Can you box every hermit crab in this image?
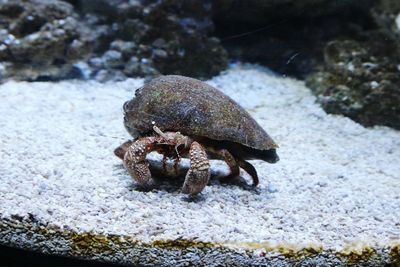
[114,75,279,195]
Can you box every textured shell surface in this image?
[123,75,278,151]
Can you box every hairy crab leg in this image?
[181,142,210,195]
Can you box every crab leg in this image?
[123,138,157,189]
[114,140,134,160]
[216,149,240,183]
[181,142,210,195]
[237,159,259,186]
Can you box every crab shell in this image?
[123,75,279,161]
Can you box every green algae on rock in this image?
[1,218,399,266]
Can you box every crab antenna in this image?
[153,125,168,139]
[88,133,126,141]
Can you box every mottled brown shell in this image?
[123,75,278,151]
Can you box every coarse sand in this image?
[0,65,399,252]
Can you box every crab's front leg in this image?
[123,138,157,189]
[182,142,210,195]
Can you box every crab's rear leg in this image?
[216,149,240,183]
[213,150,259,187]
[122,139,157,189]
[237,159,259,186]
[181,142,210,195]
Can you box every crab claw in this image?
[182,142,210,195]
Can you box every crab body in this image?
[115,75,279,195]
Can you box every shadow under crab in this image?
[115,146,261,196]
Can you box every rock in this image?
[137,0,227,78]
[72,61,92,79]
[94,69,126,82]
[123,56,159,77]
[0,0,228,81]
[0,0,93,81]
[123,56,140,75]
[101,50,123,68]
[304,0,400,129]
[0,62,8,82]
[75,0,228,79]
[152,48,168,59]
[88,57,104,69]
[109,40,137,60]
[1,219,397,266]
[2,0,398,93]
[306,38,400,129]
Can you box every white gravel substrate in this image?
[0,65,399,252]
